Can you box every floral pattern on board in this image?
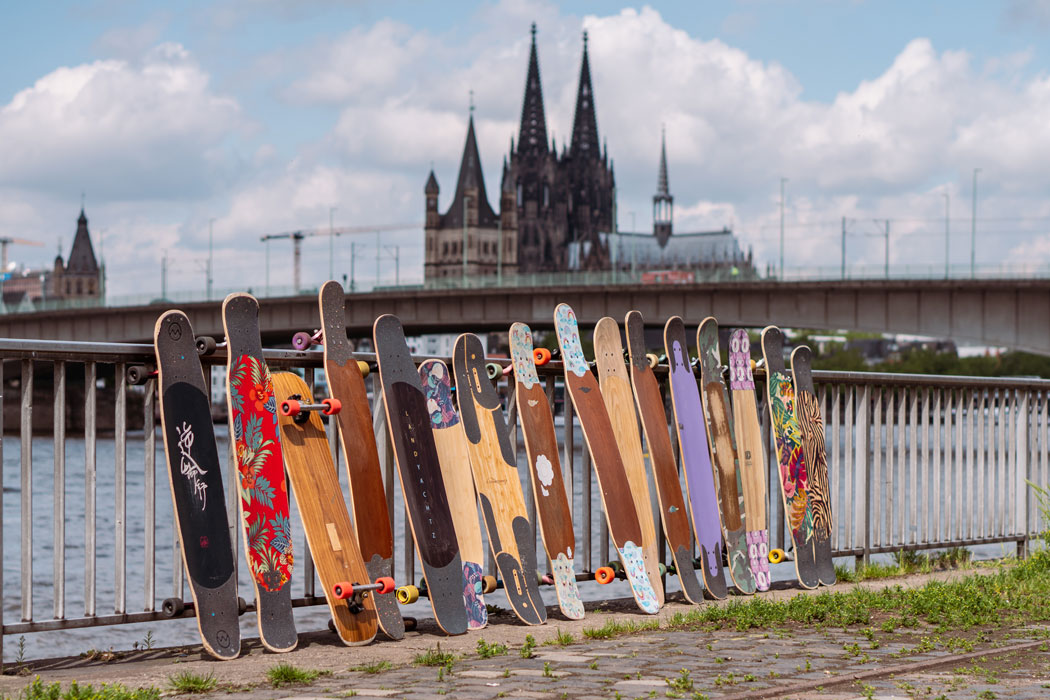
[229,355,292,592]
[728,330,754,391]
[767,371,814,542]
[462,561,487,630]
[619,541,660,614]
[509,323,540,389]
[554,304,588,377]
[419,359,460,429]
[551,552,584,620]
[747,530,771,591]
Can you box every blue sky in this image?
[2,1,1050,295]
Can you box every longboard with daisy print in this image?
[222,293,297,652]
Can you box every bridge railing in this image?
[0,336,1047,662]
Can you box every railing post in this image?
[857,385,870,566]
[53,361,66,620]
[1017,389,1030,558]
[20,359,33,622]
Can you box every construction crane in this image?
[0,237,45,271]
[260,222,421,292]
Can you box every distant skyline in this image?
[3,1,1050,295]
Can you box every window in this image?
[517,182,523,207]
[543,183,549,208]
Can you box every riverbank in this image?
[5,557,1050,698]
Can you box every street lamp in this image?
[207,218,215,300]
[942,191,950,279]
[779,177,788,279]
[971,168,981,279]
[329,207,336,281]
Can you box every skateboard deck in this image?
[554,303,659,614]
[509,323,585,620]
[727,329,771,591]
[760,326,819,590]
[592,317,665,605]
[418,358,489,629]
[373,314,468,636]
[697,318,757,595]
[318,281,405,639]
[624,311,705,605]
[154,310,240,660]
[663,316,729,600]
[221,294,297,652]
[453,333,547,626]
[790,345,837,586]
[272,372,379,645]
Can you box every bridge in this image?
[2,271,1049,355]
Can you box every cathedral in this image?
[423,24,752,282]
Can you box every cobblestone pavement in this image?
[4,568,1049,699]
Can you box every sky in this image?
[3,0,1050,297]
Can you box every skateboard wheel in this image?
[291,331,313,350]
[646,352,659,368]
[769,548,786,564]
[162,597,185,617]
[280,399,301,417]
[333,581,354,599]
[327,617,336,633]
[608,560,624,574]
[485,362,502,380]
[356,360,371,378]
[195,336,217,355]
[533,347,552,365]
[237,596,248,614]
[376,576,395,595]
[658,563,667,576]
[404,616,418,632]
[595,566,615,585]
[126,364,153,385]
[322,397,342,415]
[396,585,420,605]
[750,359,757,370]
[481,575,498,594]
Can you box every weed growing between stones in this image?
[582,617,659,640]
[350,661,393,674]
[519,634,537,659]
[266,663,328,688]
[414,643,455,667]
[19,677,160,700]
[475,639,508,658]
[166,671,216,694]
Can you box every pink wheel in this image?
[291,332,313,350]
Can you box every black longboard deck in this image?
[453,333,547,625]
[155,310,241,660]
[790,346,837,586]
[221,294,297,652]
[373,314,468,636]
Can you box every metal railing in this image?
[1,337,1048,662]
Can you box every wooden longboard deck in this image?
[154,310,241,660]
[592,317,664,606]
[663,317,729,600]
[373,314,468,636]
[509,323,584,620]
[727,329,771,591]
[760,327,819,590]
[418,359,489,629]
[554,304,659,614]
[272,372,379,645]
[319,281,405,640]
[697,318,757,595]
[221,294,297,652]
[624,311,705,605]
[790,346,837,586]
[453,333,547,626]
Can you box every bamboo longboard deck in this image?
[509,323,585,620]
[761,326,819,590]
[727,329,771,591]
[790,346,837,586]
[592,317,665,606]
[453,333,547,626]
[154,310,241,660]
[418,358,489,629]
[554,304,659,614]
[697,318,757,595]
[272,372,379,645]
[624,311,705,605]
[663,316,729,600]
[221,294,297,652]
[373,314,468,636]
[319,281,405,640]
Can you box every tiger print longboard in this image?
[509,323,585,620]
[697,318,756,595]
[760,326,819,590]
[790,345,837,586]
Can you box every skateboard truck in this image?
[291,329,324,351]
[195,336,226,356]
[126,364,158,385]
[279,394,342,424]
[162,596,248,618]
[332,577,395,613]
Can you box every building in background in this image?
[51,209,104,299]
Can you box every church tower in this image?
[51,208,102,299]
[653,127,673,246]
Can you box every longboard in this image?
[663,316,729,600]
[760,326,819,590]
[453,333,547,625]
[221,294,297,652]
[790,345,837,586]
[154,310,240,660]
[727,330,771,591]
[554,303,659,614]
[373,314,469,636]
[509,323,585,620]
[318,281,405,639]
[592,317,664,606]
[418,358,489,629]
[273,372,382,645]
[697,318,757,595]
[624,311,705,604]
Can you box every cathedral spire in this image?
[517,22,549,155]
[570,30,599,160]
[656,125,669,195]
[444,111,497,228]
[653,126,673,245]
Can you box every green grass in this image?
[545,629,575,646]
[414,644,455,667]
[519,634,537,659]
[19,677,160,699]
[582,617,660,640]
[266,663,328,688]
[475,639,508,658]
[836,547,976,583]
[165,671,216,694]
[349,660,393,674]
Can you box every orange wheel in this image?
[332,581,354,599]
[280,399,300,417]
[533,347,552,365]
[376,576,395,595]
[595,566,615,584]
[322,398,342,415]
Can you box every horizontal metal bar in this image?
[832,534,1027,558]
